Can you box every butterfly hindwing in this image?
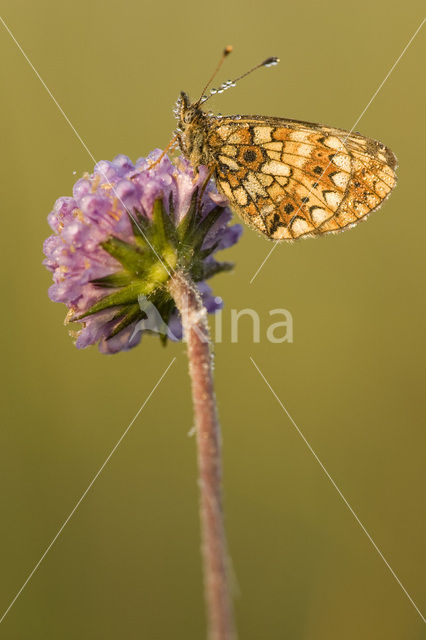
[207,116,397,240]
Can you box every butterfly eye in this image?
[184,111,194,124]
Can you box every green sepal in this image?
[143,291,177,345]
[152,199,178,248]
[101,236,149,274]
[126,209,152,248]
[176,189,199,241]
[198,241,220,260]
[190,205,225,251]
[76,282,153,319]
[106,304,142,339]
[168,192,175,220]
[200,260,234,280]
[90,270,132,288]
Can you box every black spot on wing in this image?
[243,149,257,162]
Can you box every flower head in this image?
[43,151,242,353]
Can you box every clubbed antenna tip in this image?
[198,51,280,105]
[262,57,280,67]
[196,46,234,104]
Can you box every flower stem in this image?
[168,270,236,640]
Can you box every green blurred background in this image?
[0,1,425,638]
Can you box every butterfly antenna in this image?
[201,56,280,104]
[195,45,233,106]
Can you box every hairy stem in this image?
[168,270,236,640]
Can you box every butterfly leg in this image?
[147,134,179,170]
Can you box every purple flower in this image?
[43,150,242,353]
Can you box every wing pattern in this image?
[206,117,397,240]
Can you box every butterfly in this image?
[173,48,397,240]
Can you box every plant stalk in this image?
[168,269,236,640]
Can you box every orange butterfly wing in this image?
[206,116,397,240]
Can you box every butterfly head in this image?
[175,92,205,126]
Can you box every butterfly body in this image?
[175,91,397,240]
[176,92,211,167]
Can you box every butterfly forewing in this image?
[206,116,397,239]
